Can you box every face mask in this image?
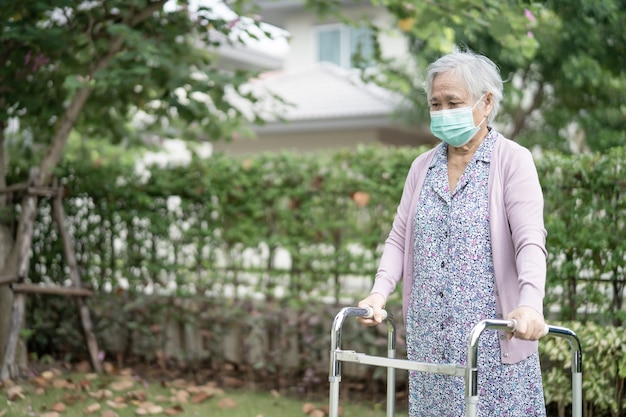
[429,96,486,147]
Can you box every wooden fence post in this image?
[52,185,102,373]
[0,169,38,381]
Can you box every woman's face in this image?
[429,71,490,128]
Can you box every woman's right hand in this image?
[357,293,386,326]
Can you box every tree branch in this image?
[128,0,167,27]
[509,80,544,140]
[36,0,168,186]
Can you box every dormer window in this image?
[316,24,374,68]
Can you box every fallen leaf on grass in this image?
[187,383,222,396]
[302,402,316,414]
[51,402,67,412]
[30,376,49,388]
[217,397,237,409]
[302,404,342,416]
[110,379,134,391]
[89,389,113,400]
[107,400,128,409]
[126,389,148,402]
[169,389,189,404]
[39,412,60,417]
[320,405,342,415]
[52,378,73,389]
[7,385,24,401]
[135,402,163,415]
[153,394,168,402]
[41,371,55,380]
[78,378,93,391]
[0,409,6,417]
[190,391,211,404]
[63,392,87,405]
[164,405,184,416]
[83,402,101,414]
[309,410,325,417]
[101,410,120,417]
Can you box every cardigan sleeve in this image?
[503,145,547,314]
[370,150,435,300]
[370,164,414,298]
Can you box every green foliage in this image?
[352,0,626,153]
[541,321,626,417]
[0,0,277,166]
[12,141,620,323]
[537,147,626,325]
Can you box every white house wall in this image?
[274,3,407,72]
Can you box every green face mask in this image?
[429,96,486,147]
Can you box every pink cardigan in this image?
[370,132,547,364]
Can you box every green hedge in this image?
[537,147,626,326]
[541,321,626,417]
[6,143,626,415]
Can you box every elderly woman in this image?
[358,49,548,416]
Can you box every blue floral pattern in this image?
[405,132,545,416]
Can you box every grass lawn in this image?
[1,369,408,417]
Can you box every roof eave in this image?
[217,44,284,71]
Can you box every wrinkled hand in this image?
[506,306,546,340]
[357,293,386,326]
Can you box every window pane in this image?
[318,28,342,66]
[349,26,374,67]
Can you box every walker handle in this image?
[361,306,388,321]
[508,319,550,337]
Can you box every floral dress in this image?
[405,132,546,417]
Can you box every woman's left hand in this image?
[506,306,546,341]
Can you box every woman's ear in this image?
[482,92,494,116]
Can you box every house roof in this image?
[216,38,286,71]
[242,63,407,133]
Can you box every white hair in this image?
[424,48,504,123]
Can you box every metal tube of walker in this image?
[546,325,583,417]
[328,307,392,417]
[385,316,396,417]
[465,319,583,417]
[328,307,350,417]
[465,320,515,417]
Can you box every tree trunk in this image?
[0,123,18,375]
[0,225,14,370]
[508,79,544,140]
[0,169,39,381]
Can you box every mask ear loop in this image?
[472,93,489,127]
[471,93,487,110]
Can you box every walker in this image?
[328,306,582,417]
